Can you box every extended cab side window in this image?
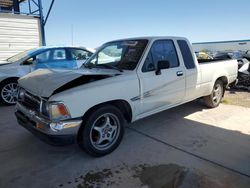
[177,40,195,69]
[142,40,179,72]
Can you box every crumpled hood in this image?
[18,68,119,98]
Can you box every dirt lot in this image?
[0,100,250,188]
[223,90,250,108]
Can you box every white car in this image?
[15,37,238,156]
[0,46,94,105]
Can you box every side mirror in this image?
[155,60,170,75]
[23,58,34,65]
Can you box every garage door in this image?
[0,13,41,61]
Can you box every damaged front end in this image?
[52,74,113,95]
[15,68,121,145]
[18,68,120,98]
[15,101,82,145]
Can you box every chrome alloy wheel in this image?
[212,83,223,104]
[1,83,18,104]
[90,113,120,150]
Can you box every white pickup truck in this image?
[15,37,238,157]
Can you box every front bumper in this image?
[15,102,82,145]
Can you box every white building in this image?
[192,39,250,52]
[0,13,42,60]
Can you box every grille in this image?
[20,91,41,112]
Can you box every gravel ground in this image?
[223,90,250,108]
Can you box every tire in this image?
[78,105,125,157]
[203,80,224,108]
[0,80,18,105]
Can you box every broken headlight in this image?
[47,102,71,121]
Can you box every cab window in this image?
[177,40,195,69]
[142,40,179,72]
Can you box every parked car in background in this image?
[213,52,232,60]
[228,51,243,60]
[234,58,250,90]
[196,51,213,60]
[243,50,250,61]
[0,46,94,105]
[15,36,238,157]
[196,51,244,61]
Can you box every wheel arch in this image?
[216,76,228,87]
[77,99,132,147]
[215,76,228,96]
[81,99,133,124]
[0,77,19,85]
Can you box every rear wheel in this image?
[78,105,125,157]
[204,80,224,108]
[0,80,18,105]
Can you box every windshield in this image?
[6,48,36,63]
[84,39,148,71]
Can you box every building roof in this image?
[108,36,188,43]
[0,0,25,8]
[193,39,250,45]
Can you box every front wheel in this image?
[0,80,18,105]
[78,105,125,157]
[203,80,224,108]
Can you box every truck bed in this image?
[198,59,238,93]
[198,58,231,64]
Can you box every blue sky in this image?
[37,0,250,48]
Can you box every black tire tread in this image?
[203,80,224,108]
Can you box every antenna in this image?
[71,24,74,46]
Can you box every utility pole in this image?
[37,0,46,46]
[27,0,55,46]
[71,24,74,46]
[12,0,20,13]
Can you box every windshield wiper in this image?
[83,63,123,72]
[84,63,123,72]
[96,64,123,72]
[83,63,94,69]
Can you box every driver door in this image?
[137,39,186,115]
[33,50,51,70]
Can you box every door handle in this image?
[176,71,183,76]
